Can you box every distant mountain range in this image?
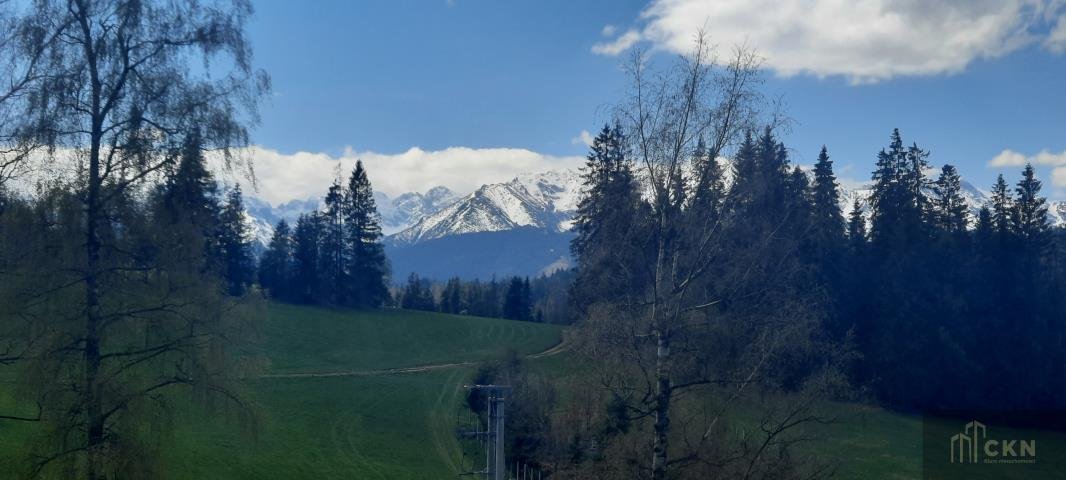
[244,166,1065,280]
[387,169,580,247]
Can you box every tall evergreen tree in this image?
[846,199,867,251]
[344,161,389,308]
[439,277,464,314]
[158,132,220,231]
[687,137,725,226]
[217,186,255,296]
[319,178,347,304]
[259,219,293,299]
[990,174,1014,236]
[401,272,435,311]
[810,146,845,248]
[503,276,533,321]
[1013,163,1051,248]
[291,212,323,304]
[932,164,969,237]
[569,124,645,315]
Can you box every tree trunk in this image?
[81,9,105,474]
[651,331,672,480]
[84,126,104,480]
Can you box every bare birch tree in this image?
[0,1,268,478]
[574,33,846,479]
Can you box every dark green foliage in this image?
[258,219,293,299]
[291,213,323,304]
[932,165,969,236]
[843,130,1066,412]
[344,161,389,308]
[569,124,647,318]
[400,273,436,311]
[503,277,533,321]
[398,271,571,323]
[258,161,389,308]
[218,186,256,296]
[439,277,464,314]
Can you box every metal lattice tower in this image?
[462,384,510,480]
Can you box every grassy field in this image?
[0,304,564,479]
[2,304,1064,479]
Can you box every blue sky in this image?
[244,0,1066,202]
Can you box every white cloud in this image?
[595,0,1066,83]
[571,130,594,147]
[1045,14,1066,52]
[989,149,1029,167]
[989,148,1066,167]
[1032,149,1066,166]
[592,29,642,56]
[601,24,617,37]
[226,146,584,205]
[1053,166,1066,187]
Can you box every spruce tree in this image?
[503,276,532,321]
[344,161,389,308]
[990,174,1015,241]
[217,185,255,296]
[292,212,323,304]
[319,178,347,304]
[440,277,464,314]
[932,164,969,236]
[259,219,293,300]
[688,137,725,226]
[569,124,644,314]
[154,132,222,272]
[846,199,867,251]
[1013,163,1051,247]
[811,146,845,246]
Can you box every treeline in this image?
[844,130,1066,412]
[572,124,1066,416]
[396,270,573,323]
[257,161,390,308]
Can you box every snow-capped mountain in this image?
[244,196,320,247]
[242,166,1063,256]
[241,186,459,247]
[388,169,581,246]
[838,178,990,224]
[1052,201,1066,226]
[375,186,458,235]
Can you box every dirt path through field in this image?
[259,338,568,379]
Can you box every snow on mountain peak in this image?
[389,169,583,246]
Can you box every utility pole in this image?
[463,384,510,480]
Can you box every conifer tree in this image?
[319,178,347,304]
[344,161,389,308]
[846,199,867,251]
[811,146,845,247]
[932,164,969,236]
[990,174,1014,236]
[292,212,323,303]
[401,272,435,311]
[686,137,726,230]
[259,219,293,299]
[439,277,464,314]
[569,124,644,314]
[217,186,255,296]
[154,132,222,273]
[503,276,532,321]
[158,132,220,232]
[1013,163,1051,247]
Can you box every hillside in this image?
[4,304,1064,479]
[0,304,563,480]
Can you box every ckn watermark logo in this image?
[950,420,1036,465]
